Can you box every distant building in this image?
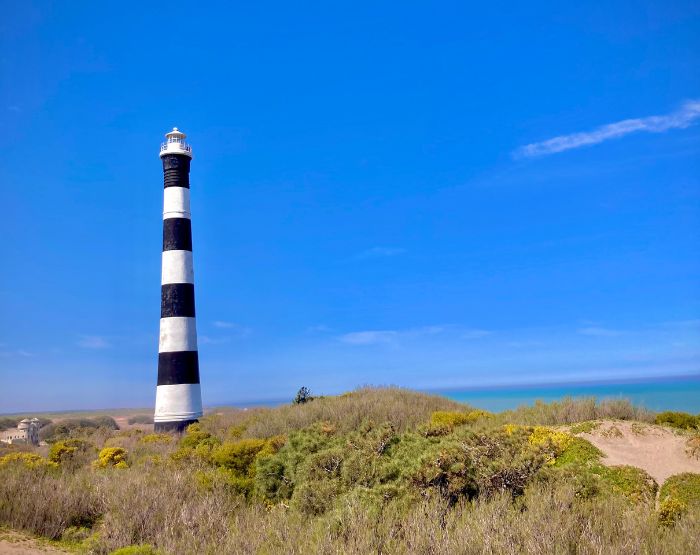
[0,418,40,446]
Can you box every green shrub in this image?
[127,415,154,425]
[594,465,657,504]
[660,473,700,507]
[110,545,162,555]
[291,478,342,515]
[655,411,698,430]
[40,416,119,442]
[553,437,603,467]
[0,417,20,431]
[212,438,268,473]
[569,421,600,434]
[293,386,314,404]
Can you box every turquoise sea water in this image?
[433,376,700,413]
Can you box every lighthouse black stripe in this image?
[163,218,192,251]
[157,351,200,385]
[162,154,191,189]
[161,283,196,317]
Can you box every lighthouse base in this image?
[154,419,198,433]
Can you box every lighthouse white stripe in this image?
[161,250,194,284]
[154,383,203,422]
[163,186,191,219]
[159,317,198,352]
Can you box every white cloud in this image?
[515,99,700,158]
[577,327,623,337]
[77,335,111,349]
[212,321,251,336]
[355,247,407,260]
[462,329,492,339]
[339,330,399,345]
[199,335,230,345]
[338,325,449,345]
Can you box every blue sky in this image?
[1,1,699,412]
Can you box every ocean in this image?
[433,375,700,413]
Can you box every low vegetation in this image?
[39,416,119,443]
[0,387,698,554]
[655,411,699,431]
[127,415,154,425]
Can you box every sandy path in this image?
[576,420,700,485]
[0,535,71,554]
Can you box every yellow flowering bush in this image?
[424,410,493,436]
[140,433,172,444]
[528,426,574,464]
[94,447,129,469]
[0,452,57,469]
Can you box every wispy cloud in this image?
[199,335,230,345]
[0,348,37,358]
[354,247,407,260]
[577,327,624,337]
[307,324,332,333]
[515,99,700,158]
[462,329,492,340]
[212,321,251,336]
[77,335,111,349]
[339,330,399,345]
[338,326,449,346]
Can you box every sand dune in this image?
[576,420,700,485]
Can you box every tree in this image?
[293,386,314,405]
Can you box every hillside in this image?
[1,387,699,554]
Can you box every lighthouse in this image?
[154,128,203,432]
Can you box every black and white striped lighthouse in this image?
[154,128,203,432]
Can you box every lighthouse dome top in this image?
[160,127,193,158]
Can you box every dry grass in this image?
[202,386,469,438]
[493,397,655,427]
[2,466,697,554]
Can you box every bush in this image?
[293,386,314,404]
[110,545,162,555]
[655,411,698,430]
[553,437,603,467]
[0,463,100,539]
[425,410,491,435]
[128,415,154,425]
[95,447,129,469]
[0,417,19,431]
[140,433,172,444]
[660,473,700,507]
[40,416,119,442]
[496,397,654,426]
[659,497,687,526]
[0,452,57,470]
[595,465,658,504]
[48,439,96,468]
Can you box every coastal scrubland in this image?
[1,387,699,554]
